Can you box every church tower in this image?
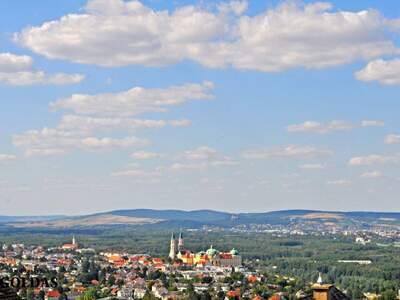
[169,233,177,260]
[178,232,184,252]
[72,235,76,246]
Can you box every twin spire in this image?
[169,232,184,259]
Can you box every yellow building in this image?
[176,245,241,267]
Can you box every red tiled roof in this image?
[248,275,258,283]
[47,290,61,298]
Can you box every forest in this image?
[1,228,399,298]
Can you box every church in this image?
[168,232,242,267]
[61,235,79,250]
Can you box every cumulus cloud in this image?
[16,0,227,67]
[360,171,383,178]
[0,52,84,86]
[171,146,236,171]
[349,154,400,166]
[287,120,353,133]
[287,119,385,133]
[15,0,400,71]
[111,168,162,177]
[81,136,147,148]
[112,146,235,178]
[170,160,236,171]
[0,52,32,72]
[327,179,351,186]
[355,59,400,85]
[58,115,190,132]
[243,145,333,159]
[217,0,248,16]
[12,128,149,156]
[130,151,164,160]
[181,146,218,160]
[361,120,385,127]
[170,158,237,171]
[298,163,326,170]
[25,148,69,157]
[50,81,214,117]
[14,81,209,157]
[0,71,84,86]
[0,154,17,164]
[385,134,400,144]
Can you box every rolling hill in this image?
[2,209,400,230]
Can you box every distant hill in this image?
[2,209,400,230]
[9,214,162,228]
[0,215,65,223]
[108,209,233,222]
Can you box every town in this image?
[0,233,355,300]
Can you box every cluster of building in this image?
[230,222,400,249]
[169,232,242,267]
[0,234,362,300]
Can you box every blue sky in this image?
[1,0,400,215]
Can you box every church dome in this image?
[206,245,218,257]
[230,248,239,256]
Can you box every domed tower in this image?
[230,248,239,256]
[178,232,184,252]
[169,233,177,260]
[206,245,218,258]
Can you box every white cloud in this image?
[349,154,400,166]
[12,128,149,156]
[181,146,218,160]
[0,154,17,163]
[16,0,227,67]
[385,134,400,144]
[81,136,148,148]
[0,52,32,72]
[217,1,248,16]
[170,159,236,171]
[355,59,400,85]
[361,120,384,127]
[113,147,236,176]
[50,81,214,116]
[16,1,400,71]
[130,151,164,160]
[298,163,326,170]
[13,81,205,157]
[171,146,236,171]
[288,119,385,133]
[360,171,383,178]
[58,115,190,132]
[13,128,85,149]
[111,168,162,177]
[0,71,84,86]
[243,145,333,159]
[287,120,353,133]
[327,179,351,186]
[0,52,84,86]
[25,148,69,157]
[170,162,209,171]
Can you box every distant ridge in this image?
[0,215,66,223]
[107,209,233,222]
[2,209,400,229]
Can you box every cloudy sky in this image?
[1,0,400,215]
